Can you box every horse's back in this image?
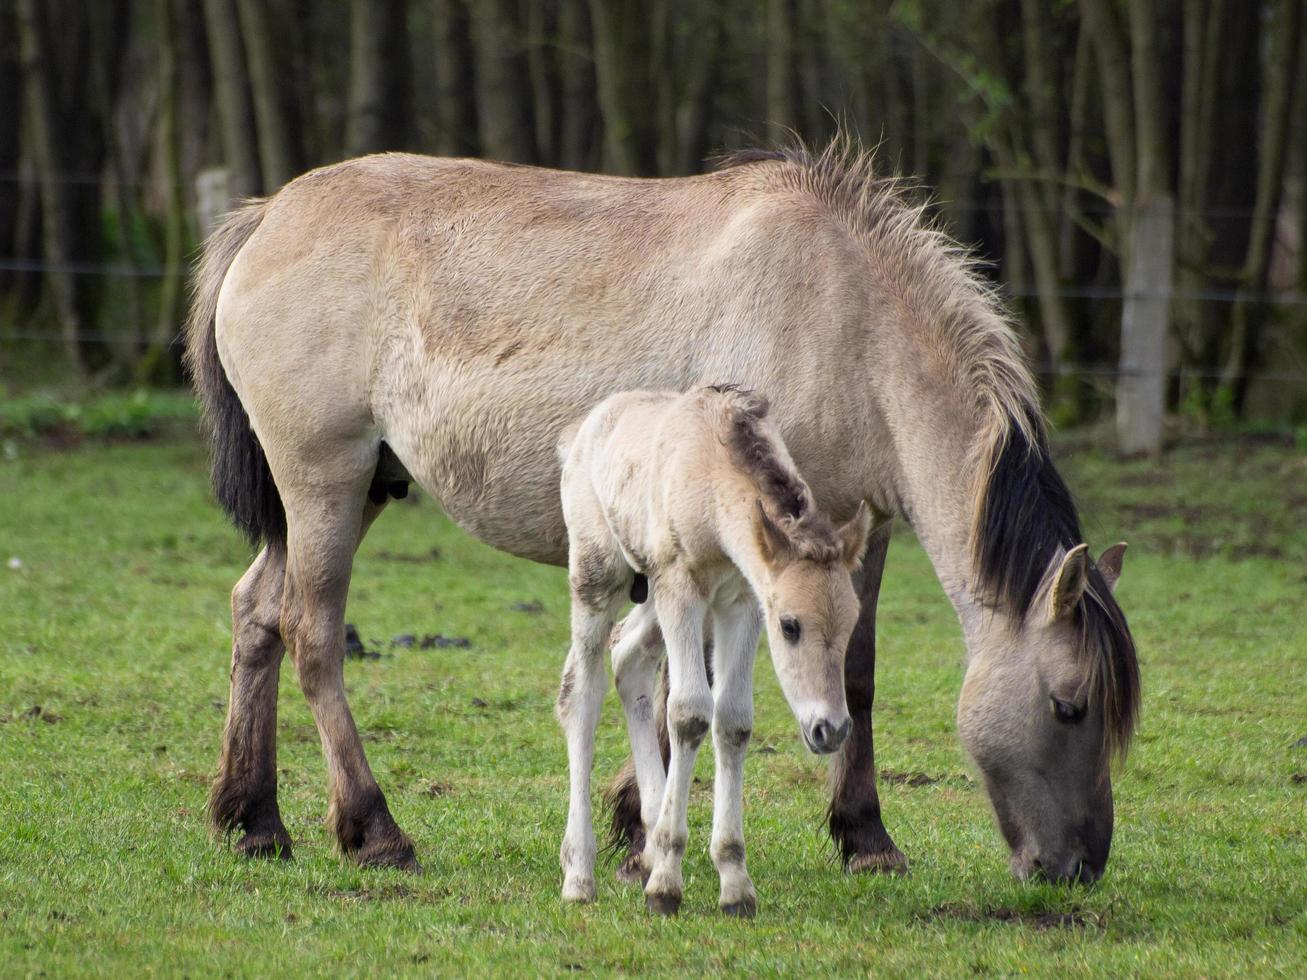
[212,153,878,565]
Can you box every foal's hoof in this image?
[235,829,294,861]
[615,851,648,886]
[355,835,422,873]
[561,875,597,904]
[645,892,681,916]
[847,846,909,876]
[720,895,757,919]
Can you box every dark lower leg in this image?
[284,492,418,872]
[210,545,292,859]
[298,641,418,872]
[827,524,907,873]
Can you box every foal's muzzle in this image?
[804,716,851,754]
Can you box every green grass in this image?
[1,434,1304,977]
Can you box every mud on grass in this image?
[0,435,1304,977]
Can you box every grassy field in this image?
[1,431,1304,977]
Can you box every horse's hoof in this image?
[355,836,422,873]
[848,846,909,875]
[235,830,294,861]
[561,876,597,903]
[720,895,757,919]
[615,852,647,886]
[645,891,681,916]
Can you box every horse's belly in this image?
[377,358,675,567]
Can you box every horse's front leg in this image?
[557,578,624,903]
[828,523,908,873]
[709,599,762,917]
[643,578,711,916]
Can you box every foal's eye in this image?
[1050,696,1086,723]
[780,616,801,643]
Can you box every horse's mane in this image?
[706,384,844,564]
[974,414,1140,761]
[718,138,1139,759]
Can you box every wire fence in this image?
[3,176,1305,388]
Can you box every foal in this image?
[555,386,872,916]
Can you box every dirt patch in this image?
[880,769,970,788]
[314,882,416,902]
[14,705,61,724]
[374,547,441,564]
[923,902,1106,931]
[418,634,471,650]
[344,624,386,660]
[423,781,455,797]
[511,600,545,615]
[1117,470,1175,488]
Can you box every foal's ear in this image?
[838,500,874,569]
[1097,542,1127,593]
[754,500,792,566]
[1047,543,1090,623]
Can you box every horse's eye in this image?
[780,616,801,643]
[1051,696,1086,723]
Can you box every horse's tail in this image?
[183,199,286,547]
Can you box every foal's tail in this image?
[182,199,286,547]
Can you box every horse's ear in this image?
[1047,544,1090,622]
[754,499,792,566]
[838,500,874,569]
[1097,542,1127,593]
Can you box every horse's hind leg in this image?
[609,602,666,881]
[210,542,292,859]
[827,523,907,874]
[279,468,418,871]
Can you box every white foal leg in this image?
[644,582,712,916]
[611,602,667,860]
[709,600,763,917]
[558,591,622,903]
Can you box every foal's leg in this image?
[708,599,762,917]
[557,577,624,903]
[644,578,711,916]
[210,542,292,858]
[827,524,907,873]
[609,602,666,878]
[280,479,417,871]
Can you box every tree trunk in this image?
[1219,0,1302,408]
[1117,196,1175,456]
[432,0,479,157]
[0,3,24,302]
[1058,25,1089,280]
[142,0,187,384]
[557,0,596,170]
[236,0,304,189]
[345,0,409,156]
[1174,0,1223,380]
[676,2,721,175]
[1114,0,1174,455]
[1078,0,1136,212]
[588,0,657,175]
[202,0,261,198]
[767,0,798,138]
[16,0,96,375]
[526,0,560,166]
[469,0,537,163]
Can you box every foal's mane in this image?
[717,138,1139,759]
[707,384,844,565]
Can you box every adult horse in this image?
[186,140,1138,884]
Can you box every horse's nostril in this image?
[811,721,830,748]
